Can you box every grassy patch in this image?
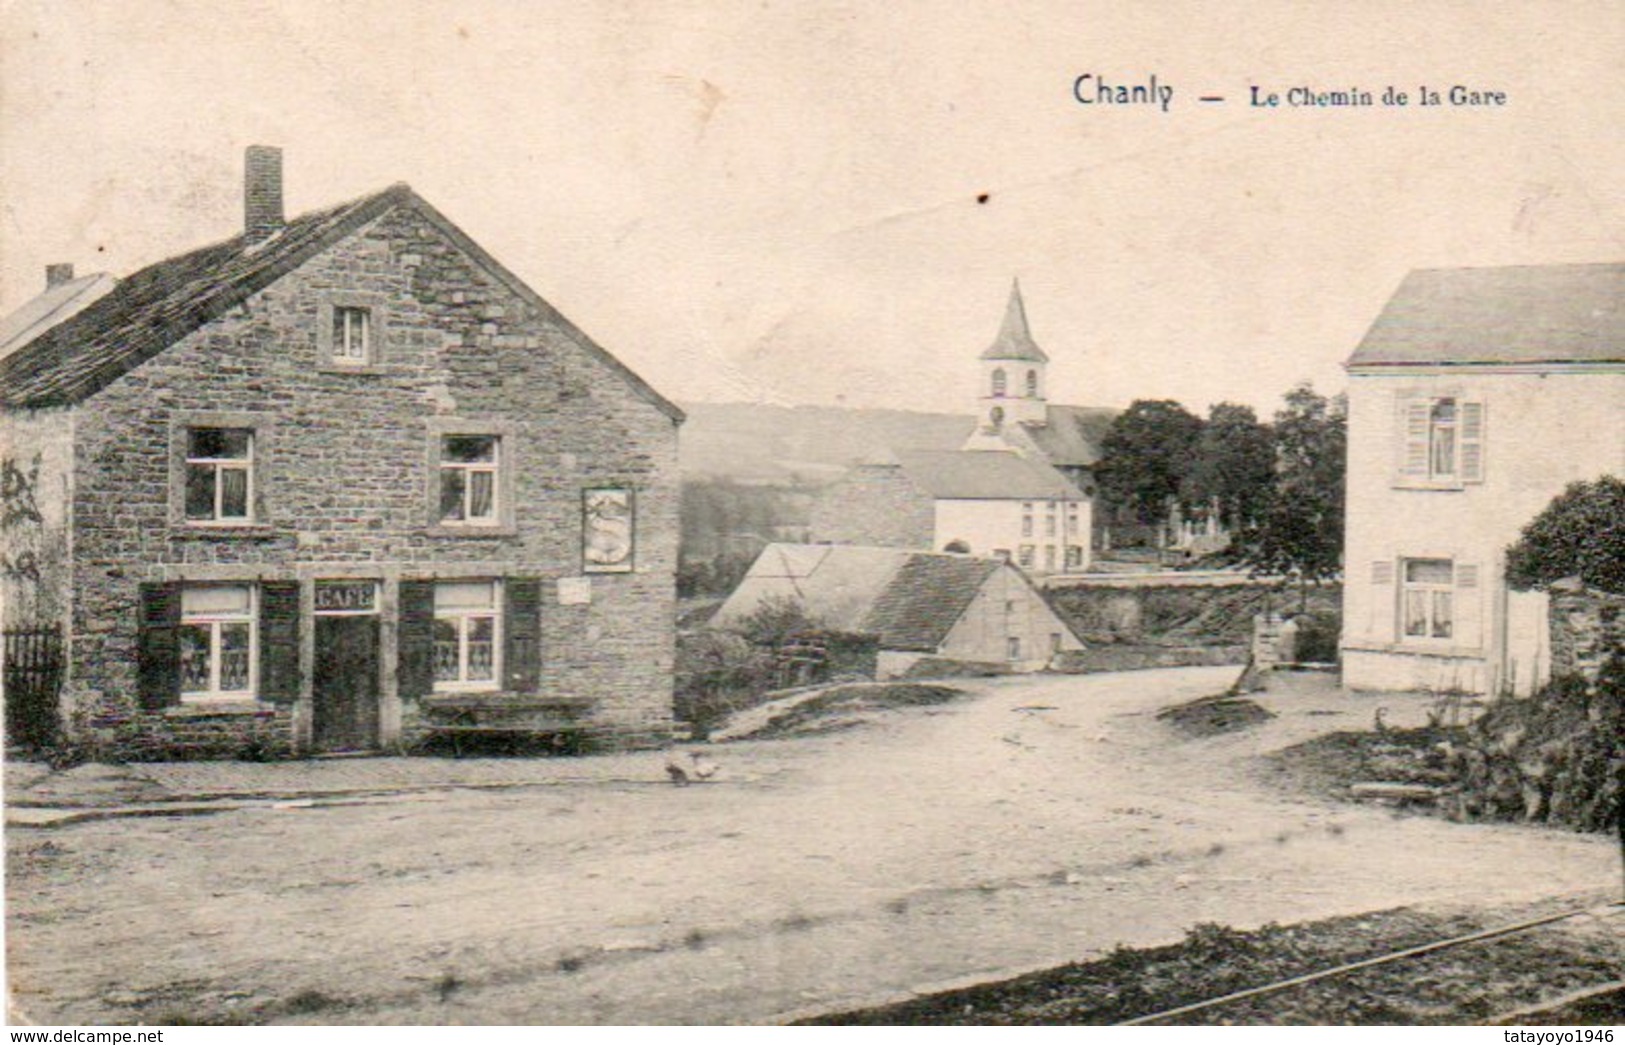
[1156,694,1276,738]
[799,900,1622,1025]
[738,684,963,740]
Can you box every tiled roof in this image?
[0,273,118,360]
[979,279,1049,362]
[895,449,1077,500]
[711,543,1025,653]
[860,553,1001,651]
[1348,263,1625,368]
[0,185,685,421]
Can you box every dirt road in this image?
[6,667,1617,1024]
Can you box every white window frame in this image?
[1018,544,1035,567]
[1399,558,1456,644]
[179,584,257,702]
[1021,502,1034,538]
[185,428,254,524]
[991,368,1007,398]
[1397,394,1485,488]
[332,305,372,366]
[438,435,502,527]
[433,580,503,692]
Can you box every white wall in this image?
[1342,368,1625,695]
[939,564,1083,669]
[933,497,1090,574]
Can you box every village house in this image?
[1340,262,1624,697]
[0,146,683,758]
[712,543,1084,676]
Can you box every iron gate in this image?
[4,624,63,750]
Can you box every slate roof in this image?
[1348,263,1625,368]
[1016,405,1117,468]
[711,543,1028,652]
[894,448,1077,500]
[0,184,684,420]
[0,272,118,361]
[861,553,1001,651]
[979,279,1049,363]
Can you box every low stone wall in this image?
[1547,581,1625,684]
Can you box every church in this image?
[808,282,1118,575]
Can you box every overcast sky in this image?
[2,1,1620,417]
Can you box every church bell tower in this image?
[977,279,1049,429]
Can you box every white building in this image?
[1341,263,1625,696]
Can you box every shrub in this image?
[1505,476,1625,594]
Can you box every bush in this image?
[673,631,777,736]
[1505,476,1625,594]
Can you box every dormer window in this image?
[332,306,371,365]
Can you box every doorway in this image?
[312,581,381,752]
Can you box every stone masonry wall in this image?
[807,465,933,549]
[1547,583,1625,683]
[66,201,679,757]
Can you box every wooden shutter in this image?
[1395,396,1431,483]
[397,580,436,700]
[504,577,542,693]
[1459,401,1486,482]
[137,583,183,709]
[258,581,301,704]
[1453,561,1482,649]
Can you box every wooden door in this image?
[313,615,380,752]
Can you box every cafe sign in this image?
[314,581,378,614]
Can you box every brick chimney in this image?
[244,145,284,239]
[45,263,75,289]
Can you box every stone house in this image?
[1340,262,1624,697]
[0,146,683,758]
[712,543,1084,676]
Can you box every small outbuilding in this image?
[712,543,1084,677]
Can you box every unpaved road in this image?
[6,667,1618,1024]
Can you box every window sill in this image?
[1341,639,1484,659]
[1391,480,1468,492]
[317,364,389,376]
[423,524,517,539]
[166,701,278,718]
[170,524,279,540]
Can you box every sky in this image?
[1,0,1621,418]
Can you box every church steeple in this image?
[977,279,1049,429]
[980,279,1049,364]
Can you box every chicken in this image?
[688,751,720,781]
[665,759,690,786]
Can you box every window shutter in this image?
[397,580,436,700]
[1459,401,1486,482]
[1454,561,1482,649]
[137,583,183,710]
[258,582,301,704]
[1371,561,1394,586]
[1395,396,1430,482]
[504,577,543,693]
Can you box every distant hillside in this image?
[677,401,977,486]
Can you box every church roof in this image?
[979,280,1049,363]
[1016,405,1117,468]
[894,449,1077,500]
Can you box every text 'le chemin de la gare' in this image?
[1072,73,1509,111]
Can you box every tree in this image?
[1096,399,1204,528]
[1505,476,1625,594]
[1181,402,1275,531]
[1235,384,1346,606]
